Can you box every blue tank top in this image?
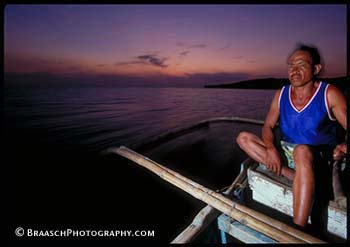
[279,81,337,147]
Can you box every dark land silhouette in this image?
[204,76,348,90]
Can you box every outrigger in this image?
[106,117,347,244]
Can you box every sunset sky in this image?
[4,4,347,87]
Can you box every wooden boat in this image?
[106,117,348,243]
[215,160,347,243]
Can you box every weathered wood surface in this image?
[327,201,347,239]
[248,165,306,221]
[248,164,347,239]
[217,214,277,243]
[111,146,325,243]
[171,159,254,243]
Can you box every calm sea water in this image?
[4,86,274,152]
[5,85,275,243]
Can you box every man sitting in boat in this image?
[236,43,347,228]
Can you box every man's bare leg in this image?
[236,131,269,164]
[292,144,315,227]
[236,131,295,180]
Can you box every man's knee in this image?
[293,144,314,167]
[236,131,251,147]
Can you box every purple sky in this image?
[4,4,347,87]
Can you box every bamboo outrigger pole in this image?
[172,205,218,243]
[171,159,253,243]
[109,146,325,243]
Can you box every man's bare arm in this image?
[327,85,347,160]
[327,85,347,129]
[262,89,282,174]
[262,94,280,148]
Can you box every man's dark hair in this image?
[292,43,322,66]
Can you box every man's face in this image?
[287,50,314,87]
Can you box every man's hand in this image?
[333,143,346,161]
[265,147,282,176]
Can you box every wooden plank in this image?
[248,164,347,239]
[217,214,277,243]
[248,166,304,220]
[327,202,347,239]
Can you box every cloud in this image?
[5,53,84,74]
[176,42,207,49]
[136,54,168,68]
[96,64,107,67]
[116,54,168,68]
[5,71,254,88]
[234,56,244,59]
[179,51,190,57]
[115,61,147,67]
[66,66,81,71]
[176,42,185,47]
[39,59,64,65]
[217,44,232,51]
[190,44,206,49]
